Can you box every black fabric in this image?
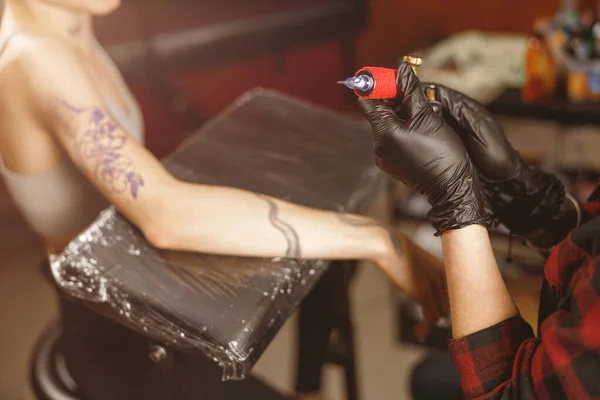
[570,216,600,257]
[295,266,338,393]
[588,186,600,202]
[295,263,358,394]
[537,278,559,334]
[410,351,464,400]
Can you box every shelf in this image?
[488,88,600,126]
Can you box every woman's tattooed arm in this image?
[50,97,144,199]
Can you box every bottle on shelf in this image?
[523,30,557,103]
[589,6,600,101]
[587,67,600,100]
[567,64,589,102]
[564,11,593,102]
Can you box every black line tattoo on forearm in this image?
[337,212,403,255]
[257,194,302,259]
[51,98,144,199]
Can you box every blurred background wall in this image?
[88,0,596,155]
[355,0,563,66]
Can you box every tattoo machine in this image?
[337,55,437,103]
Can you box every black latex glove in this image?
[358,63,493,234]
[426,83,578,248]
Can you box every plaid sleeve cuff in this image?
[449,316,534,399]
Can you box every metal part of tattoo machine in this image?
[338,55,439,104]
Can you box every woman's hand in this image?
[374,230,449,341]
[358,62,493,235]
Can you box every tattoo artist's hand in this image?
[376,230,448,341]
[427,84,577,247]
[358,62,493,234]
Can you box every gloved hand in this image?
[425,83,579,248]
[358,62,493,234]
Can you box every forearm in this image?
[147,182,392,262]
[442,225,519,337]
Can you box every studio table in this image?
[50,89,387,388]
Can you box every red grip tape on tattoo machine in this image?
[337,56,425,100]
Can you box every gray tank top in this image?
[0,34,145,238]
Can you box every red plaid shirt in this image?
[449,200,600,400]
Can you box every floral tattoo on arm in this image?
[51,98,144,199]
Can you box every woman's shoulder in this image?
[0,32,79,75]
[0,32,85,99]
